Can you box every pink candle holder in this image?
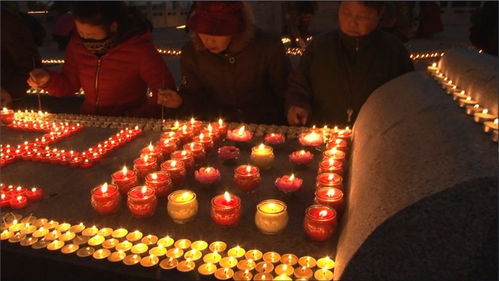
[194,166,221,185]
[289,150,314,166]
[91,183,120,215]
[112,166,139,194]
[303,205,337,241]
[298,130,324,147]
[234,165,260,193]
[171,150,195,170]
[218,146,240,163]
[227,126,253,143]
[145,171,172,197]
[264,133,285,146]
[275,174,303,193]
[315,187,344,213]
[211,192,241,226]
[127,186,157,218]
[161,160,186,186]
[316,173,343,190]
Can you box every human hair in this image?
[72,1,127,28]
[360,1,385,14]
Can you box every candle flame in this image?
[289,174,295,181]
[328,159,334,165]
[16,195,22,201]
[300,150,305,155]
[190,117,195,124]
[207,124,213,132]
[218,118,223,126]
[474,104,479,109]
[122,166,128,174]
[223,191,231,202]
[199,133,205,140]
[432,62,437,67]
[2,107,7,112]
[319,210,329,217]
[326,188,336,197]
[245,165,252,173]
[144,155,149,162]
[141,186,147,194]
[205,167,211,173]
[238,126,245,135]
[258,143,265,150]
[148,142,154,151]
[101,183,108,193]
[171,160,177,167]
[181,150,187,156]
[174,120,179,127]
[460,90,465,95]
[151,173,158,180]
[494,119,498,125]
[483,109,488,114]
[328,174,334,181]
[1,194,4,199]
[466,96,472,101]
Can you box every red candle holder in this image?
[112,166,139,194]
[211,119,228,138]
[161,160,186,186]
[194,166,221,185]
[335,128,352,140]
[201,125,221,144]
[1,192,11,208]
[171,150,195,170]
[145,171,172,197]
[234,165,260,193]
[316,173,343,190]
[140,143,163,162]
[275,174,303,193]
[183,142,206,164]
[227,126,253,142]
[156,138,178,157]
[323,148,346,162]
[9,195,28,209]
[326,138,349,152]
[264,133,285,146]
[298,130,324,147]
[90,183,120,215]
[133,155,158,178]
[303,205,337,241]
[210,192,242,226]
[318,159,344,175]
[0,108,15,124]
[289,150,314,166]
[26,187,43,201]
[315,187,344,213]
[178,125,194,143]
[127,186,157,218]
[186,119,203,135]
[218,146,240,162]
[193,134,214,152]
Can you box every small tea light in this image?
[466,104,483,116]
[61,243,79,254]
[228,245,246,258]
[253,273,274,281]
[274,274,293,280]
[219,256,238,268]
[209,241,227,252]
[255,200,288,235]
[159,257,178,270]
[289,150,314,166]
[280,254,298,265]
[140,254,159,267]
[112,228,128,239]
[116,241,133,252]
[245,249,263,261]
[20,236,38,247]
[149,245,166,256]
[47,240,65,251]
[474,109,496,123]
[237,259,256,271]
[314,269,333,281]
[215,267,235,280]
[87,234,105,246]
[123,254,142,266]
[298,129,324,147]
[76,246,95,258]
[255,261,274,273]
[275,174,303,193]
[126,230,143,242]
[316,256,335,269]
[108,251,126,262]
[233,270,253,281]
[199,262,217,275]
[69,223,85,233]
[166,247,184,259]
[56,223,71,233]
[298,256,316,268]
[275,264,294,276]
[250,143,275,170]
[102,238,119,249]
[294,266,313,279]
[167,190,198,224]
[484,118,499,133]
[141,234,158,245]
[184,249,203,261]
[191,240,208,251]
[157,235,174,248]
[203,251,222,263]
[458,96,477,108]
[93,248,111,259]
[131,243,148,254]
[177,258,196,272]
[82,225,99,237]
[227,126,253,143]
[32,227,49,238]
[263,251,281,263]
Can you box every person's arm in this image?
[41,38,81,97]
[131,41,176,117]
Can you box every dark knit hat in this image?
[187,1,245,36]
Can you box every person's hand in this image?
[27,69,50,89]
[157,88,182,108]
[287,106,308,125]
[1,88,12,108]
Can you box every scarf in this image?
[81,33,117,57]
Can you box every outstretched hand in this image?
[157,88,182,109]
[27,69,50,89]
[287,106,308,126]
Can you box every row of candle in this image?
[1,214,335,280]
[427,62,498,142]
[0,184,43,209]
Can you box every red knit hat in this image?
[188,1,245,36]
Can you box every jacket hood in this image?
[190,2,256,54]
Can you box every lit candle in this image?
[145,171,172,197]
[303,205,337,241]
[315,187,344,212]
[318,159,344,175]
[167,190,198,223]
[465,104,483,116]
[212,118,228,138]
[322,148,346,162]
[250,143,274,170]
[253,273,274,281]
[177,258,196,272]
[255,200,288,235]
[245,249,263,261]
[255,261,274,273]
[452,89,468,101]
[0,107,15,124]
[209,241,227,252]
[275,264,294,276]
[211,191,242,226]
[289,150,314,166]
[127,186,157,218]
[160,160,186,186]
[193,133,214,152]
[458,96,477,108]
[170,150,195,170]
[474,109,496,123]
[227,126,253,143]
[90,183,120,215]
[298,256,316,268]
[298,129,324,147]
[294,266,313,279]
[133,155,158,178]
[234,165,261,192]
[214,267,234,280]
[9,195,27,209]
[203,252,222,263]
[316,173,343,190]
[25,187,43,201]
[316,256,335,269]
[156,138,178,157]
[219,256,238,268]
[198,262,217,275]
[228,245,246,258]
[326,137,349,152]
[140,142,162,162]
[125,230,143,242]
[484,118,499,133]
[263,251,281,263]
[183,142,206,164]
[264,133,285,145]
[275,174,303,193]
[0,193,11,208]
[195,166,221,185]
[140,254,159,267]
[233,269,253,281]
[280,254,298,265]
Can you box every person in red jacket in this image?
[28,1,179,117]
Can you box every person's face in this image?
[198,33,232,54]
[75,19,117,41]
[338,1,382,37]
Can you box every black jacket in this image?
[286,29,414,125]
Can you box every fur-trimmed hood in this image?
[190,2,256,54]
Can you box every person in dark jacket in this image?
[28,1,177,117]
[1,5,42,108]
[158,1,291,125]
[286,1,414,126]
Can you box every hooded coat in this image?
[42,16,175,117]
[286,29,414,126]
[179,11,292,125]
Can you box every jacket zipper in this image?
[94,59,102,109]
